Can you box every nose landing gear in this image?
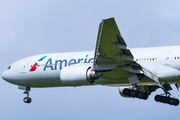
[23,87,32,103]
[18,86,32,104]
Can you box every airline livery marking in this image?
[43,55,93,71]
[29,55,47,72]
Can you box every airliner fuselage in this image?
[3,46,180,87]
[2,18,180,105]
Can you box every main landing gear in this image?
[155,94,179,106]
[123,87,149,100]
[18,86,32,103]
[154,84,179,106]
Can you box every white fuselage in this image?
[2,46,180,88]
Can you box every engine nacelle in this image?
[118,85,159,98]
[60,64,101,86]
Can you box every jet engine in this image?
[60,64,102,86]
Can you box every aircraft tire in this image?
[27,97,32,103]
[123,88,130,96]
[168,98,175,105]
[23,97,32,103]
[137,91,143,99]
[142,92,148,100]
[155,95,161,102]
[129,90,137,97]
[174,99,179,106]
[162,96,169,103]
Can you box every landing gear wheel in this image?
[142,92,148,100]
[129,90,137,97]
[174,99,179,106]
[28,97,32,103]
[23,97,32,103]
[162,96,169,103]
[168,98,174,105]
[23,97,28,103]
[137,91,144,99]
[155,95,161,102]
[123,88,130,96]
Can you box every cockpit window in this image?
[7,66,11,70]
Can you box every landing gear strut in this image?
[23,87,32,104]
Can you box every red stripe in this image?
[30,63,38,72]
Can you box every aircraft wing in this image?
[93,18,159,84]
[94,18,134,70]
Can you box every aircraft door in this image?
[163,54,170,66]
[21,63,27,74]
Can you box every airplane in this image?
[2,17,180,106]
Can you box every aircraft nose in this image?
[2,70,11,81]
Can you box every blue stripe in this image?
[38,55,47,61]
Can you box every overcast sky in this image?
[1,0,180,120]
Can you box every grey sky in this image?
[1,1,180,120]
